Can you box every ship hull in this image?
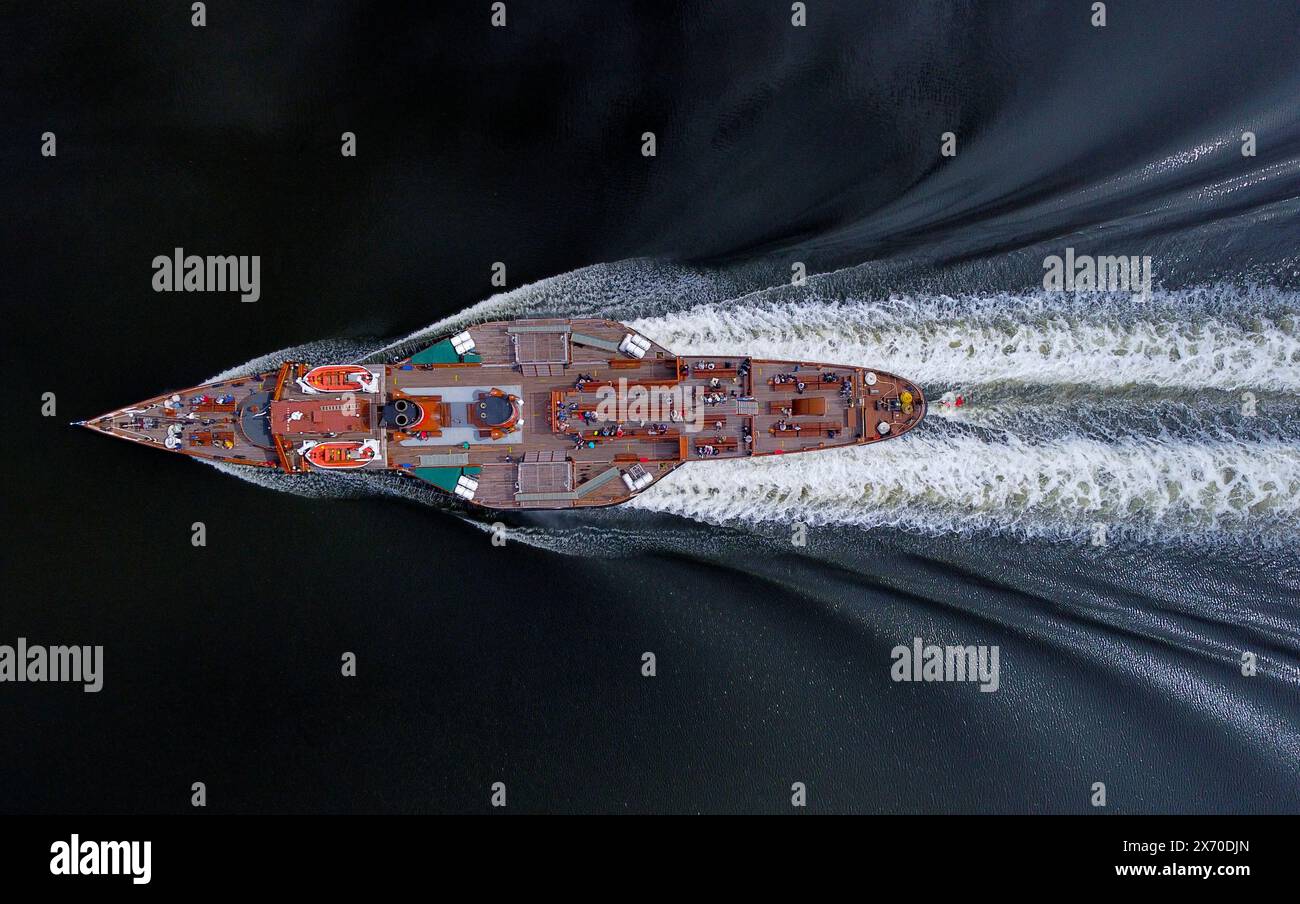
[84,319,926,510]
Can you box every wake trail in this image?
[629,433,1300,544]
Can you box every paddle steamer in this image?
[83,319,925,509]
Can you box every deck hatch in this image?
[511,330,570,367]
[517,461,572,495]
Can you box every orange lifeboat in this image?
[296,365,379,394]
[297,439,380,469]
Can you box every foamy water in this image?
[628,433,1300,543]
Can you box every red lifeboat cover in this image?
[299,439,380,469]
[298,365,379,394]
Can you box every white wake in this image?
[629,434,1300,542]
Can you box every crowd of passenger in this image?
[772,370,853,396]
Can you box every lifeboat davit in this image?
[296,365,379,394]
[297,439,381,469]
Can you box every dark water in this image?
[4,1,1298,813]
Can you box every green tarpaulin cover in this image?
[412,466,482,493]
[409,339,482,364]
